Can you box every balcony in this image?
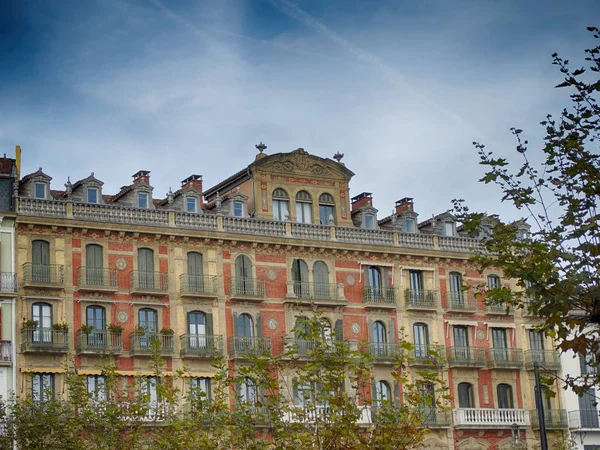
[285,281,347,306]
[179,274,218,298]
[486,348,523,369]
[0,273,17,295]
[405,289,438,311]
[180,334,223,358]
[129,332,174,356]
[21,327,68,352]
[129,271,168,295]
[22,263,64,289]
[365,342,403,362]
[531,409,568,429]
[484,303,513,315]
[77,267,118,292]
[447,346,485,368]
[422,410,452,427]
[453,408,529,429]
[446,291,477,313]
[568,409,600,429]
[228,337,272,358]
[408,345,445,367]
[76,330,123,355]
[524,350,561,371]
[283,337,318,358]
[362,286,397,308]
[0,341,12,364]
[228,277,265,302]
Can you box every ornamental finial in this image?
[255,142,267,153]
[333,152,344,162]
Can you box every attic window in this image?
[138,192,148,209]
[186,197,197,213]
[87,188,98,204]
[364,215,374,229]
[34,183,45,199]
[233,201,243,217]
[443,222,454,236]
[405,219,415,233]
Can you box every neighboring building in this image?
[14,144,568,449]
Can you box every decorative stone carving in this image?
[351,323,360,334]
[419,438,449,450]
[116,258,127,270]
[455,437,490,450]
[267,269,277,281]
[346,274,355,286]
[268,318,278,330]
[117,311,128,323]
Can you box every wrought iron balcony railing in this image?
[486,348,523,369]
[408,344,445,366]
[22,263,64,287]
[446,291,477,312]
[0,273,17,293]
[77,267,118,290]
[0,340,11,362]
[484,303,513,315]
[447,346,485,368]
[453,408,529,428]
[362,286,397,306]
[228,277,265,299]
[129,332,174,356]
[568,409,600,429]
[228,337,272,358]
[21,327,68,352]
[365,342,403,361]
[129,271,168,293]
[76,330,123,354]
[421,410,452,427]
[404,289,437,310]
[283,337,318,357]
[524,350,561,371]
[286,281,345,304]
[179,274,218,297]
[531,409,568,429]
[180,334,223,358]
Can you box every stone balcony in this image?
[21,327,69,353]
[22,263,64,289]
[285,281,347,306]
[486,348,524,370]
[453,408,529,429]
[18,198,483,253]
[524,350,561,371]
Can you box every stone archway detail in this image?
[419,437,449,450]
[455,437,490,450]
[496,437,519,449]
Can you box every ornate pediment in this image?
[252,148,354,180]
[419,438,448,450]
[455,437,490,450]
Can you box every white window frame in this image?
[404,218,415,233]
[138,192,149,209]
[34,182,46,199]
[443,221,454,236]
[364,215,375,229]
[186,197,197,213]
[233,201,244,217]
[87,188,99,204]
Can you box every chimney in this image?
[351,192,373,211]
[181,174,203,191]
[132,170,151,185]
[395,197,414,214]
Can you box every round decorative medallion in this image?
[476,330,485,340]
[346,274,356,286]
[268,318,278,330]
[116,258,127,270]
[267,269,277,281]
[351,322,360,334]
[117,311,128,323]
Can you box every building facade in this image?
[13,145,570,449]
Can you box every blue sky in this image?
[0,0,596,223]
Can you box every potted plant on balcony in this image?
[160,328,174,335]
[134,325,146,335]
[22,319,38,329]
[52,323,69,331]
[79,324,94,335]
[107,323,123,334]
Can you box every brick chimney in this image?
[395,197,414,214]
[351,192,373,211]
[132,170,151,185]
[181,174,203,192]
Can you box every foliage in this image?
[453,27,600,393]
[79,324,94,335]
[107,323,124,333]
[52,323,69,331]
[21,319,38,328]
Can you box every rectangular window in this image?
[443,222,454,236]
[364,215,374,229]
[405,219,415,233]
[87,188,98,204]
[190,377,211,402]
[233,201,243,217]
[87,375,106,401]
[32,373,54,402]
[34,183,45,199]
[296,202,312,223]
[529,330,544,350]
[138,193,148,209]
[319,205,335,225]
[186,197,197,213]
[409,270,423,291]
[273,200,289,221]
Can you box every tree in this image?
[453,26,600,393]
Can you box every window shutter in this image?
[233,312,238,337]
[383,268,390,287]
[371,380,377,403]
[206,313,214,337]
[388,320,395,343]
[293,382,299,405]
[313,262,328,285]
[393,381,400,407]
[300,260,309,283]
[368,320,374,343]
[256,313,262,338]
[363,266,370,301]
[334,319,343,341]
[580,354,589,375]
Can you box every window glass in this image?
[190,377,211,401]
[32,374,53,402]
[138,192,148,208]
[457,383,474,408]
[413,323,429,357]
[186,197,197,213]
[405,219,415,233]
[87,188,98,203]
[364,215,374,229]
[487,275,501,290]
[375,381,391,407]
[87,375,106,401]
[443,222,454,236]
[233,201,243,217]
[273,189,290,221]
[295,191,312,224]
[497,384,514,409]
[34,183,45,199]
[319,194,336,225]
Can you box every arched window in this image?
[319,193,335,225]
[294,316,309,339]
[237,313,254,338]
[31,240,50,283]
[313,261,330,299]
[487,275,501,290]
[497,384,513,409]
[86,305,106,346]
[292,259,309,297]
[295,191,312,224]
[374,381,391,407]
[86,244,103,286]
[372,321,387,356]
[413,323,430,358]
[457,382,474,408]
[272,188,289,221]
[239,377,257,405]
[187,252,204,292]
[234,255,253,295]
[448,272,463,306]
[32,302,52,343]
[138,248,155,289]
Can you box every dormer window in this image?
[518,229,528,240]
[87,188,98,204]
[319,193,336,225]
[443,221,454,236]
[405,219,415,233]
[233,201,243,217]
[186,197,197,213]
[34,183,46,199]
[138,192,148,209]
[364,215,374,229]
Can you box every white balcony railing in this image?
[453,408,529,428]
[283,405,371,424]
